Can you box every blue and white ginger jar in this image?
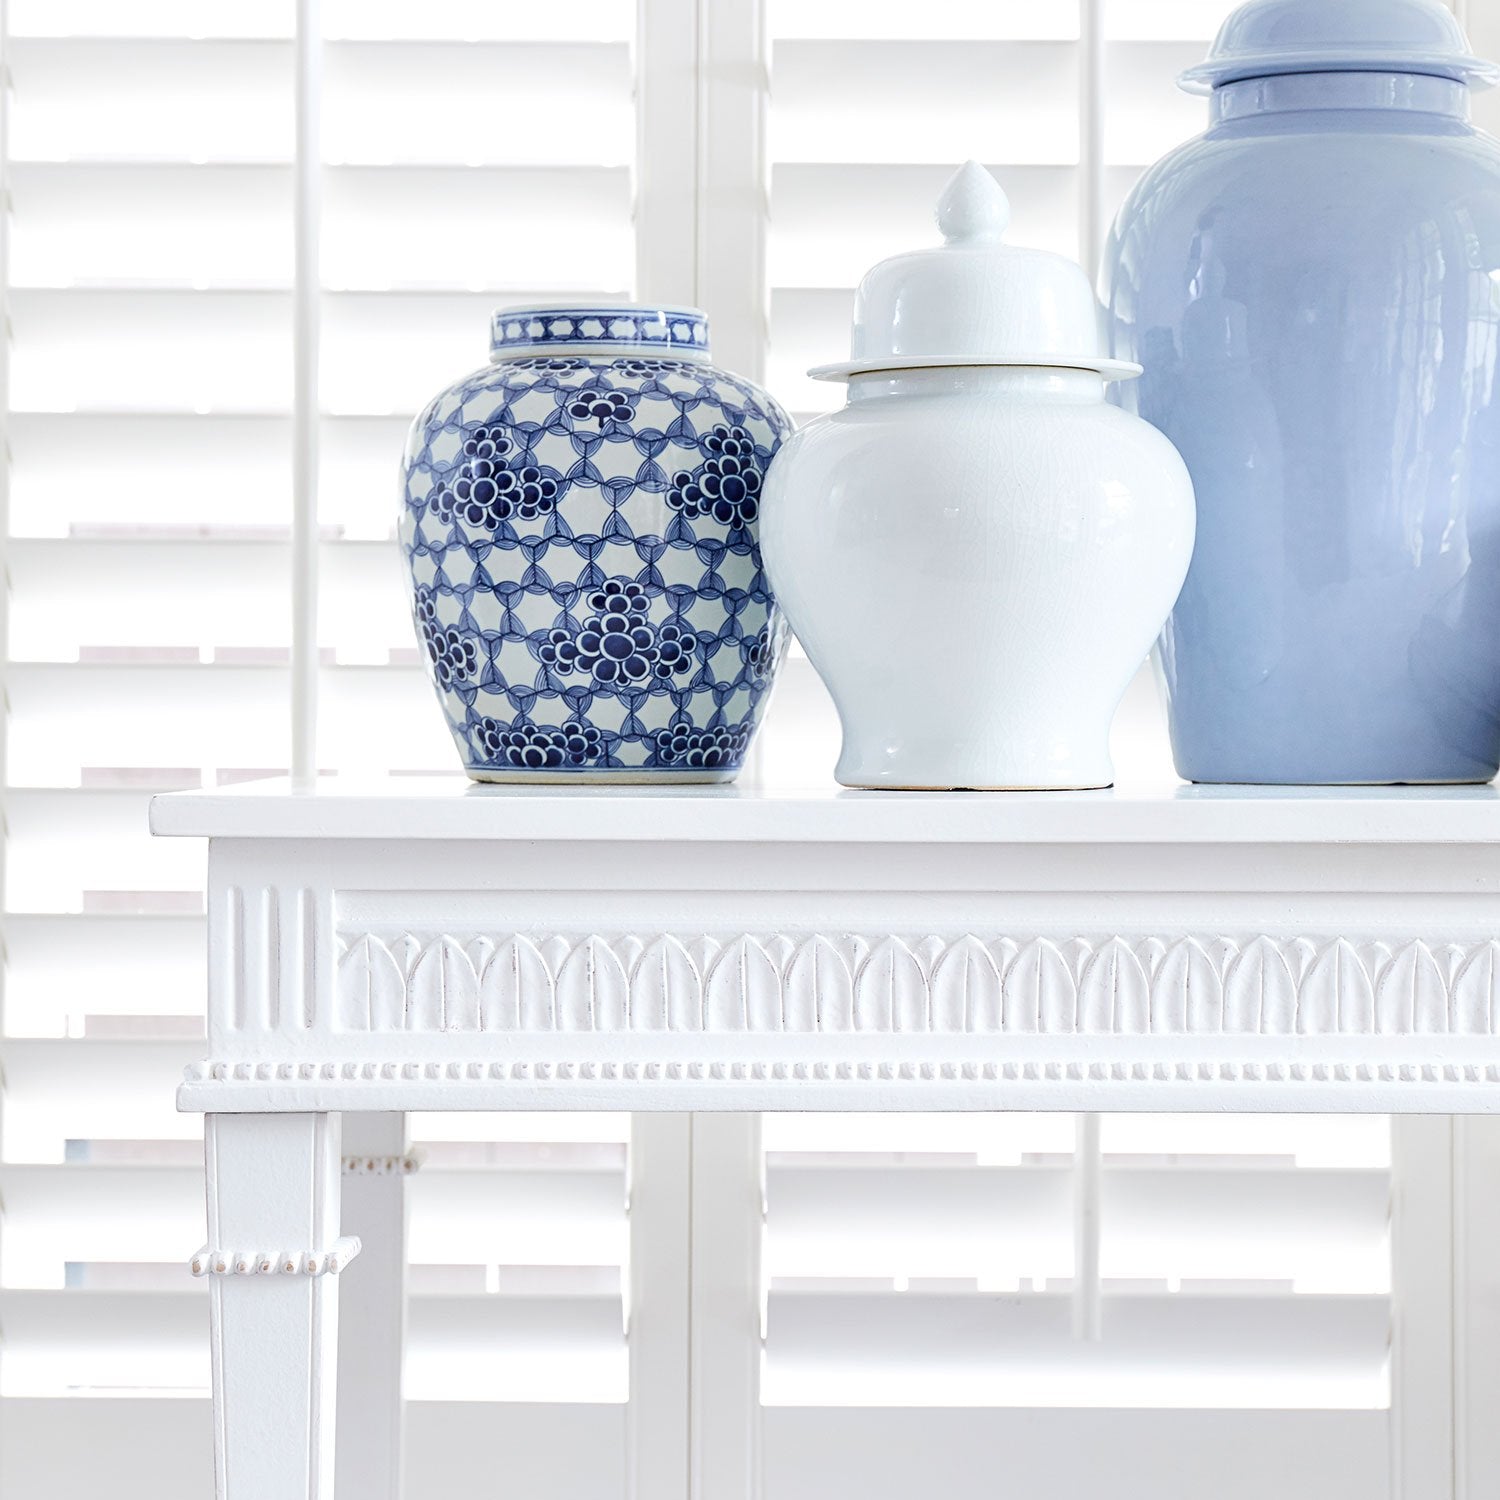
[399,304,792,782]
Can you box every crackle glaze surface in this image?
[399,310,791,782]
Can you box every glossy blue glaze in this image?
[1103,67,1500,784]
[1178,0,1499,93]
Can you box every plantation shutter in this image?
[0,2,637,1493]
[758,1112,1394,1500]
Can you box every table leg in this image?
[337,1112,410,1500]
[198,1112,350,1500]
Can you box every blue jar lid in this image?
[1179,0,1500,95]
[489,303,711,361]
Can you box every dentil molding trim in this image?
[183,1056,1500,1088]
[330,931,1500,1037]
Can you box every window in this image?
[3,3,1500,1497]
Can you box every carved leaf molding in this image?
[332,933,1500,1037]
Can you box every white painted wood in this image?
[690,1114,762,1500]
[627,1114,692,1500]
[1390,1115,1454,1500]
[764,1158,1388,1276]
[162,799,1500,1116]
[0,1,12,1430]
[290,0,321,786]
[155,778,1500,1495]
[153,773,1500,844]
[336,1112,408,1500]
[1078,0,1105,276]
[695,0,768,383]
[205,1112,345,1500]
[1454,1116,1500,1498]
[761,1408,1390,1500]
[0,1397,627,1500]
[635,0,698,307]
[1071,1112,1102,1341]
[632,0,767,384]
[1459,0,1500,134]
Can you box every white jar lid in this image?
[809,161,1140,384]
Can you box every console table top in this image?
[149,771,1500,845]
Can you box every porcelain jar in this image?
[761,164,1196,790]
[399,305,791,783]
[1101,0,1500,784]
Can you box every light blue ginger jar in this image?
[399,305,792,782]
[1101,0,1500,784]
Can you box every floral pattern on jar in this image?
[398,308,791,780]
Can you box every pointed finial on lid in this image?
[806,159,1140,383]
[937,160,1010,245]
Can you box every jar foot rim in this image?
[464,766,741,786]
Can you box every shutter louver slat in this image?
[5,915,206,1035]
[1,1161,626,1283]
[9,539,416,657]
[765,1289,1389,1408]
[6,664,470,777]
[10,414,293,534]
[9,164,291,287]
[8,413,418,537]
[772,164,1083,288]
[0,1399,626,1499]
[323,165,634,290]
[770,41,1080,166]
[2,1040,204,1157]
[767,1163,1390,1287]
[763,1408,1389,1500]
[768,1,1079,43]
[8,39,634,165]
[7,40,293,162]
[9,2,291,38]
[321,43,634,167]
[7,790,207,908]
[9,163,634,292]
[0,1290,626,1401]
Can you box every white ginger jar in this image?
[760,162,1196,790]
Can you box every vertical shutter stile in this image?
[292,0,320,785]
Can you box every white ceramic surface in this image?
[835,159,1138,378]
[762,365,1195,790]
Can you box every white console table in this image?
[151,775,1500,1500]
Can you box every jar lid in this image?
[490,302,712,361]
[809,162,1140,383]
[1179,0,1500,95]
